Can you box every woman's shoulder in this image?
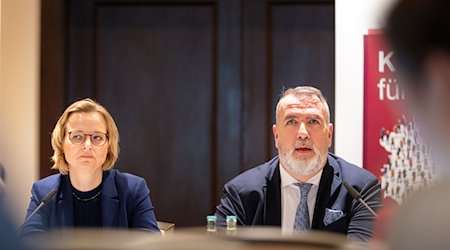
[33,173,62,188]
[105,169,148,187]
[31,173,63,198]
[103,169,150,199]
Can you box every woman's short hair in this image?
[51,98,119,175]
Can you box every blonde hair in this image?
[51,98,120,175]
[276,86,330,123]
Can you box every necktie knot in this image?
[297,182,313,198]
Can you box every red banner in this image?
[363,29,402,176]
[363,29,434,203]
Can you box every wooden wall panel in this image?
[269,2,335,156]
[40,0,67,178]
[241,0,335,171]
[95,3,216,226]
[40,0,334,227]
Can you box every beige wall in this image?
[335,0,396,166]
[0,0,40,225]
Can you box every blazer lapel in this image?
[101,171,119,227]
[264,164,282,226]
[311,164,334,230]
[57,175,74,227]
[327,156,344,209]
[311,156,343,230]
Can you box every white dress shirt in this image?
[279,164,323,234]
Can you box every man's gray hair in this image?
[275,86,330,123]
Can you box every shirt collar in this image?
[279,162,323,188]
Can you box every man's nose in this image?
[297,122,309,140]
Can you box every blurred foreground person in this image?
[387,0,450,174]
[0,164,27,249]
[0,205,27,250]
[215,86,382,242]
[19,99,159,237]
[384,0,450,249]
[0,163,5,197]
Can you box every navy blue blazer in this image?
[215,153,382,242]
[19,169,159,237]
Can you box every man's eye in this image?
[287,119,297,125]
[309,119,319,125]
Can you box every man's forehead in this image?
[278,94,323,111]
[283,105,322,115]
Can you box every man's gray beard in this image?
[280,149,326,176]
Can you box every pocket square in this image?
[323,208,345,226]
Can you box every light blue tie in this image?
[294,183,313,231]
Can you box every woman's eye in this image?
[72,135,83,140]
[92,135,103,141]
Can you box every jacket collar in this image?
[101,170,119,227]
[57,175,74,227]
[312,154,343,229]
[264,157,282,226]
[263,153,343,227]
[328,154,343,198]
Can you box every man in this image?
[382,0,450,249]
[215,86,381,242]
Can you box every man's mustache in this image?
[294,140,314,148]
[289,140,317,154]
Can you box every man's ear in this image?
[327,123,334,147]
[272,124,279,149]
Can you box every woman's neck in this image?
[69,168,103,191]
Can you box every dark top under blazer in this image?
[20,169,159,237]
[215,153,382,242]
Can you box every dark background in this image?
[40,0,335,227]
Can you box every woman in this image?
[19,99,159,236]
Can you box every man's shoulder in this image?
[329,153,378,185]
[225,156,279,191]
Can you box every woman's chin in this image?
[71,163,102,171]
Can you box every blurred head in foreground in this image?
[386,0,450,175]
[385,0,450,249]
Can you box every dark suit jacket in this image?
[19,169,159,237]
[215,153,381,242]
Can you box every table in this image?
[24,227,363,250]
